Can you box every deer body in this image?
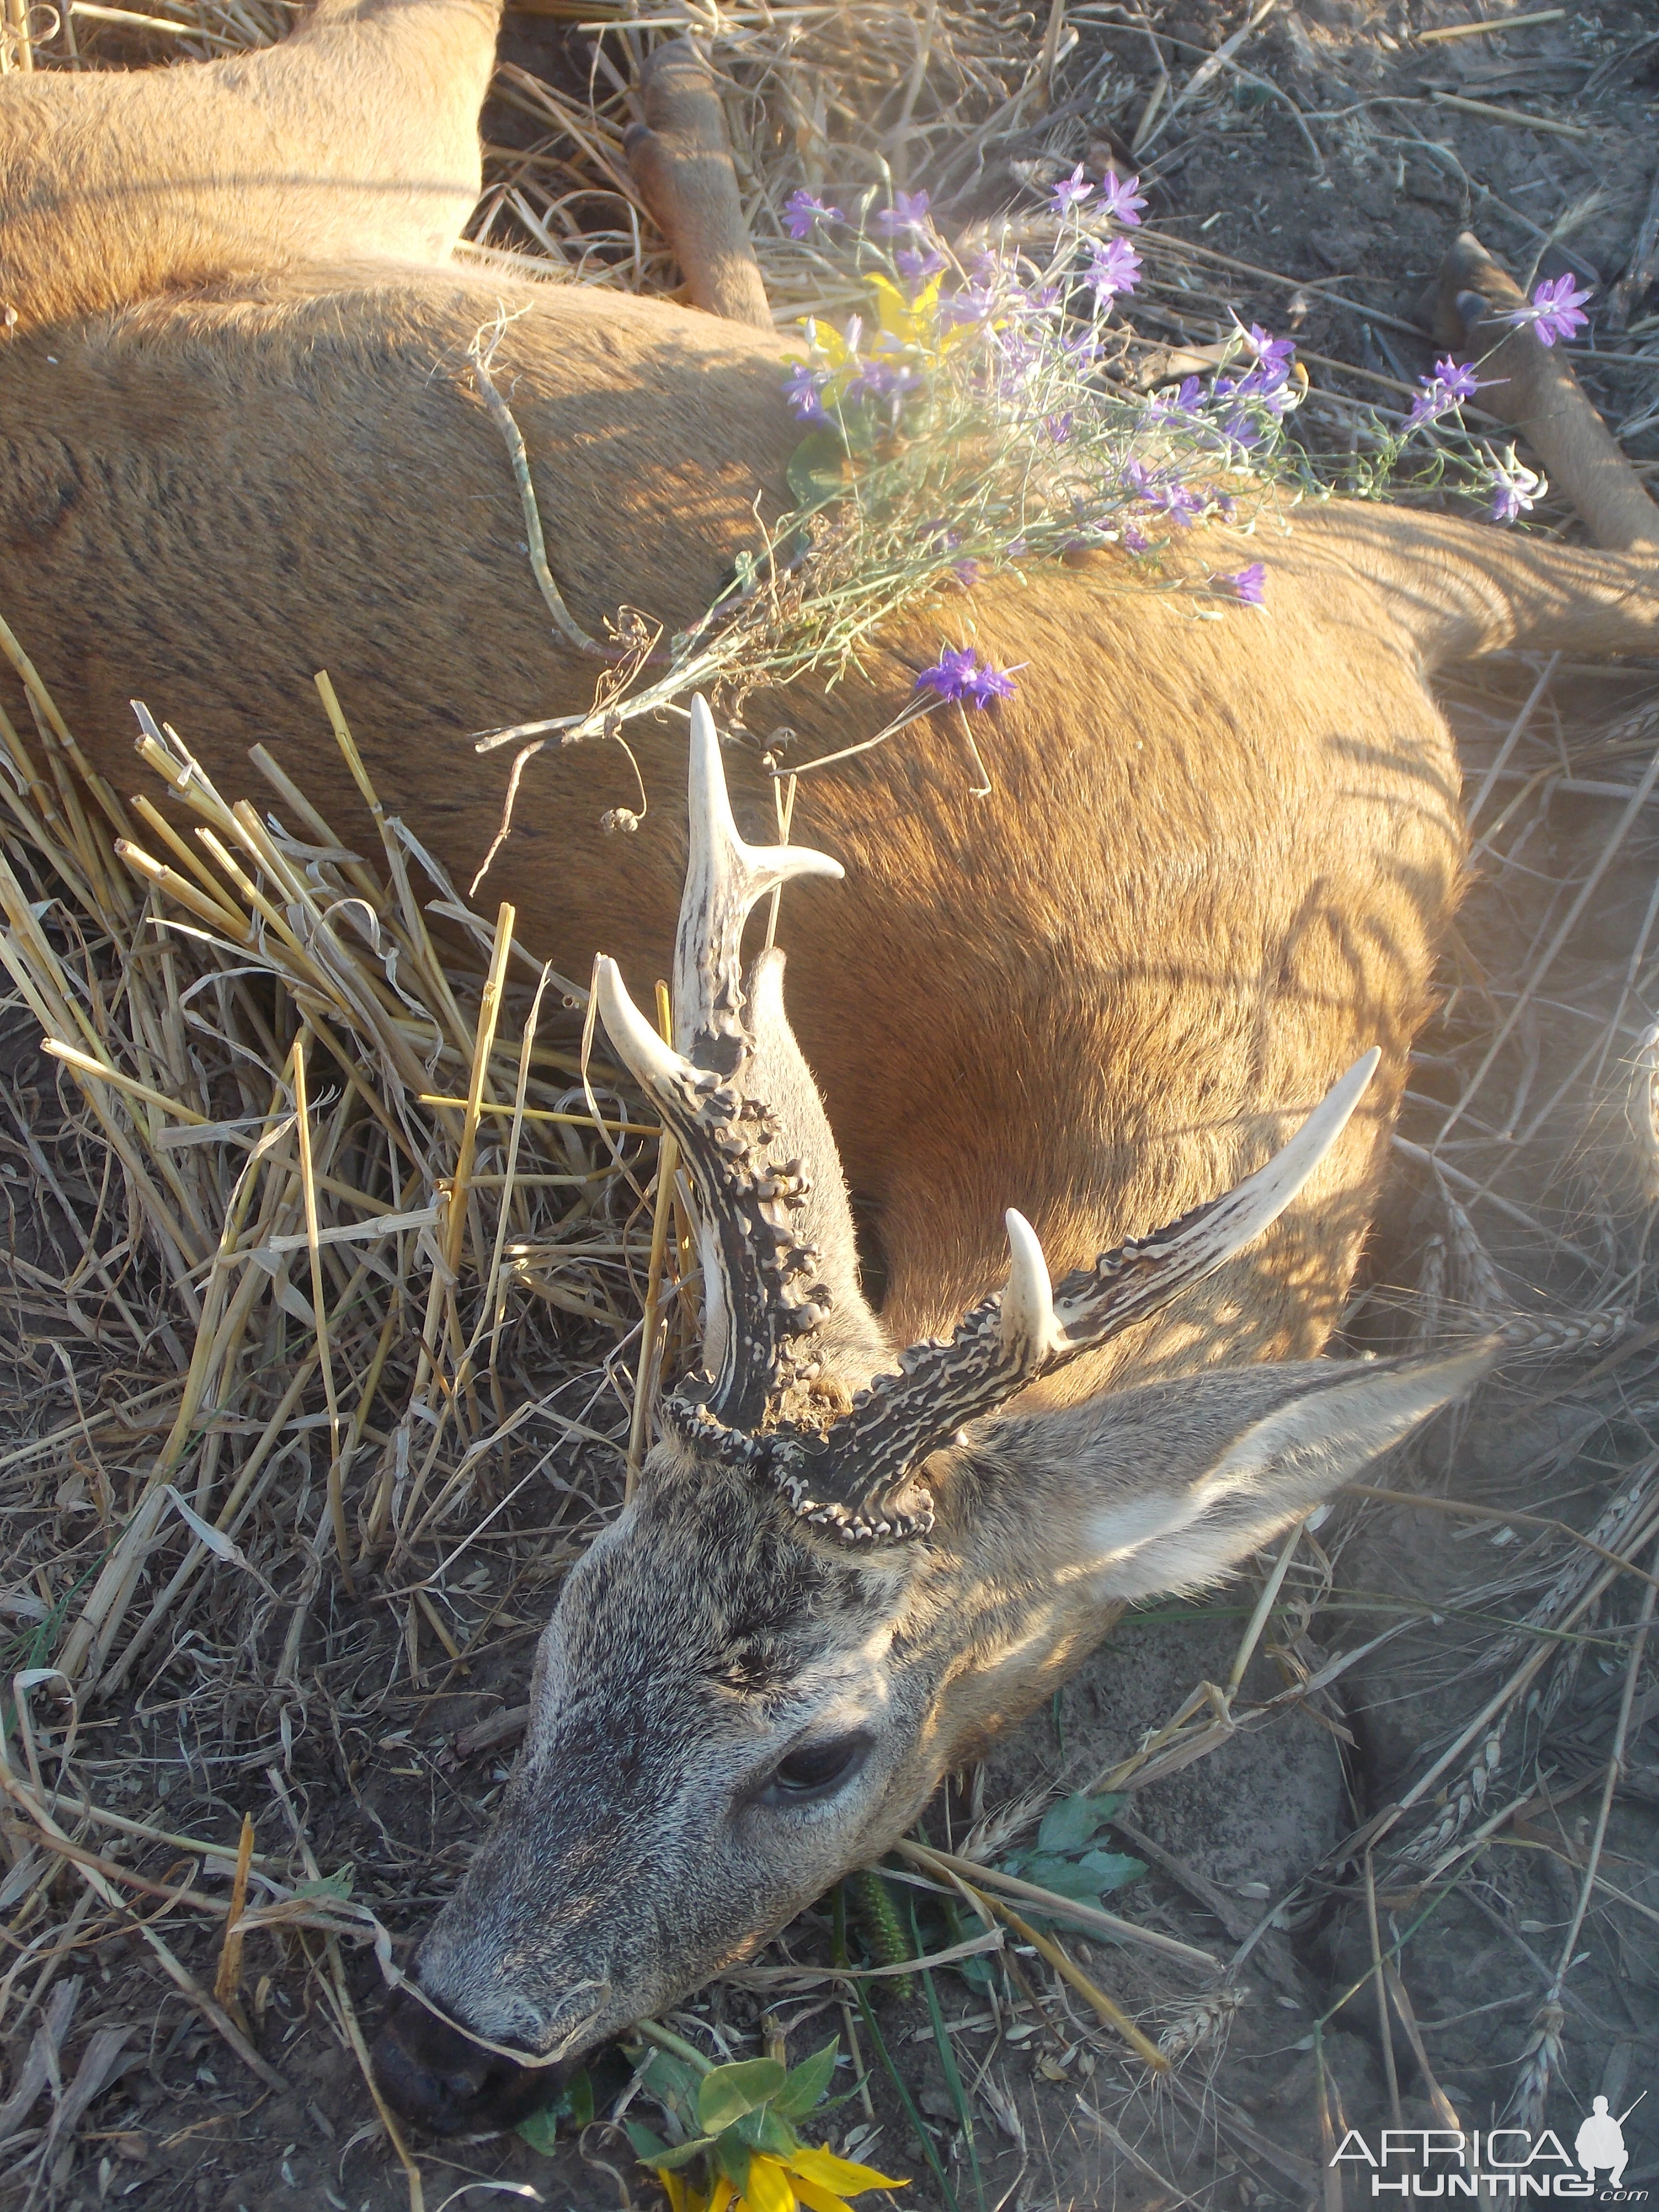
[4,1,1659,2139]
[8,275,1654,1386]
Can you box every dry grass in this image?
[1,1,1659,2208]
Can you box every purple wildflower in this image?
[1406,355,1487,431]
[1050,162,1095,216]
[1506,272,1592,349]
[969,662,1019,705]
[915,646,1020,708]
[993,332,1042,395]
[1226,562,1266,606]
[896,246,948,283]
[784,363,829,421]
[1219,358,1298,418]
[1168,482,1206,524]
[1487,445,1543,525]
[1086,237,1142,302]
[846,359,922,403]
[1148,374,1205,421]
[939,283,1000,326]
[1098,171,1147,227]
[1122,458,1203,522]
[782,188,843,240]
[914,645,978,701]
[1046,411,1074,445]
[876,189,933,238]
[1436,356,1483,402]
[1121,521,1151,554]
[1239,324,1295,374]
[953,560,980,589]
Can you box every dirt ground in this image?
[4,2,1659,2209]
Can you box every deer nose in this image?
[372,1987,559,2137]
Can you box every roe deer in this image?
[2,0,1658,2139]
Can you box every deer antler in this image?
[594,698,851,1432]
[773,1050,1380,1535]
[599,701,1379,1544]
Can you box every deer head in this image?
[372,699,1491,2137]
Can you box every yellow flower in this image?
[797,315,863,408]
[741,2155,795,2212]
[785,2144,910,2212]
[866,274,985,368]
[790,271,983,411]
[651,2143,908,2212]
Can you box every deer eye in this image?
[762,1730,870,1804]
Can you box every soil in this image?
[5,3,1659,2211]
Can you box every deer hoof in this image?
[1418,229,1529,348]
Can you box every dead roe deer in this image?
[3,0,1658,2139]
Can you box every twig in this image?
[975,1888,1167,2071]
[1364,1852,1403,2131]
[292,1035,352,1596]
[895,1839,1219,1969]
[321,1933,426,2212]
[1611,162,1659,330]
[1417,8,1563,40]
[1141,229,1428,339]
[1438,734,1659,1141]
[467,316,608,658]
[1138,0,1275,156]
[213,1814,256,2018]
[1348,1487,1659,1596]
[1542,1534,1659,2007]
[1226,1516,1306,1694]
[1427,89,1591,142]
[1077,2097,1204,2205]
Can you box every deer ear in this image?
[972,1344,1496,1599]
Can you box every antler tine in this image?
[676,696,842,1072]
[594,700,847,1434]
[595,946,827,1434]
[1046,1045,1381,1349]
[777,1051,1381,1539]
[999,1209,1061,1368]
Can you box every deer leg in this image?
[624,41,771,332]
[0,0,501,331]
[1425,228,1659,553]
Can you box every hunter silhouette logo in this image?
[1577,2095,1645,2196]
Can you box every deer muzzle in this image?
[372,1987,560,2137]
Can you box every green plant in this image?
[998,1791,1145,1911]
[621,2033,906,2212]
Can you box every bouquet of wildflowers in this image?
[484,180,1590,760]
[673,173,1587,716]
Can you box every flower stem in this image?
[636,2018,715,2074]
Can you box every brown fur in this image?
[0,0,498,331]
[4,269,1656,1400]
